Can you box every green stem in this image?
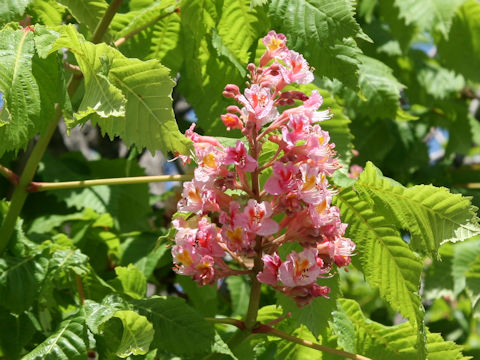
[29,174,192,192]
[92,0,124,44]
[266,326,372,360]
[205,317,373,360]
[0,0,121,253]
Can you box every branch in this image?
[204,318,373,360]
[204,317,245,329]
[64,62,82,75]
[260,325,372,360]
[114,7,180,47]
[92,0,124,44]
[0,164,19,185]
[27,174,192,192]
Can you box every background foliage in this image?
[1,0,480,359]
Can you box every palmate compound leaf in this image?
[355,162,480,257]
[22,315,88,360]
[0,26,65,157]
[336,299,470,360]
[131,296,215,356]
[50,24,191,155]
[333,188,425,351]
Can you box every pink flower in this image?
[333,237,355,267]
[257,253,282,285]
[177,180,220,214]
[347,164,364,179]
[221,113,243,130]
[244,199,279,236]
[264,162,300,195]
[224,141,257,172]
[280,50,314,85]
[298,164,330,205]
[282,283,330,307]
[185,124,223,147]
[278,248,322,287]
[281,113,311,147]
[260,31,288,67]
[237,85,278,127]
[172,243,216,285]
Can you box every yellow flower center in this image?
[177,250,193,266]
[203,153,217,168]
[226,227,243,245]
[267,38,283,51]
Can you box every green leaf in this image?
[0,309,36,359]
[226,275,250,317]
[211,332,238,359]
[268,0,362,46]
[84,296,125,334]
[22,315,88,360]
[112,264,147,299]
[437,0,480,82]
[98,55,191,155]
[416,61,465,100]
[424,243,455,300]
[107,310,154,358]
[334,188,424,328]
[132,296,215,355]
[28,0,66,26]
[0,0,32,24]
[111,1,183,73]
[355,162,480,256]
[120,232,169,279]
[268,0,364,87]
[177,276,218,316]
[56,0,109,37]
[210,28,247,77]
[337,299,469,360]
[251,0,269,8]
[394,0,466,38]
[465,254,480,307]
[276,275,340,337]
[333,55,403,119]
[0,27,64,156]
[0,252,49,313]
[216,0,267,66]
[452,237,480,295]
[51,25,126,121]
[178,0,266,136]
[52,25,190,154]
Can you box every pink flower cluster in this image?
[171,31,355,307]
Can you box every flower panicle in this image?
[171,30,355,307]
